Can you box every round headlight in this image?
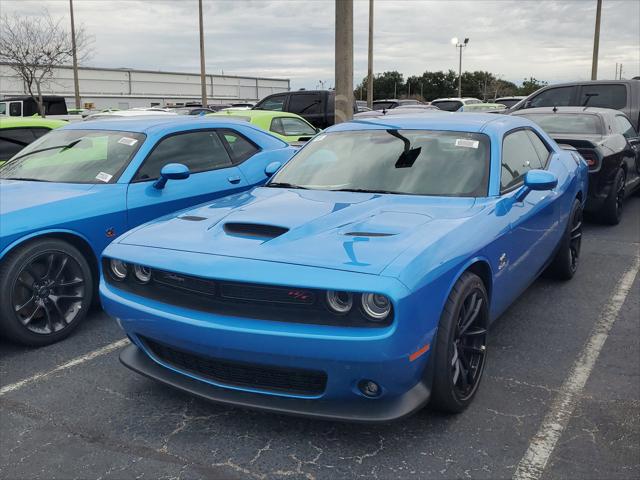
[133,264,152,283]
[326,290,353,314]
[361,293,391,321]
[109,259,128,280]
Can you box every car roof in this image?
[0,117,68,129]
[330,112,533,134]
[512,106,619,116]
[210,110,304,120]
[59,116,271,135]
[431,98,478,102]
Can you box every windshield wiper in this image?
[329,187,397,194]
[11,139,83,162]
[1,177,47,182]
[266,182,309,190]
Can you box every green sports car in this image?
[0,117,68,165]
[208,109,318,143]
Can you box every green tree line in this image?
[354,71,548,102]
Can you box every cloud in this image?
[2,0,638,89]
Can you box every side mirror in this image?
[516,169,558,201]
[153,163,190,189]
[264,161,282,177]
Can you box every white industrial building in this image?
[0,63,290,109]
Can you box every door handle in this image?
[227,175,241,184]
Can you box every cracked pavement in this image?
[1,198,638,480]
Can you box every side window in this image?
[270,118,284,135]
[219,129,260,163]
[275,117,316,136]
[255,94,287,111]
[134,131,232,181]
[0,128,37,161]
[501,130,541,191]
[614,115,637,138]
[529,87,574,108]
[0,103,6,115]
[288,94,322,115]
[580,84,627,109]
[526,130,550,167]
[9,102,22,116]
[30,127,53,139]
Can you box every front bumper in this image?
[120,343,431,422]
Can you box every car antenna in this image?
[552,105,558,113]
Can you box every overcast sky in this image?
[3,0,639,89]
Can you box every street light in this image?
[451,37,469,98]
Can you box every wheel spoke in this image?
[462,327,487,337]
[43,304,55,333]
[14,295,35,312]
[53,256,68,281]
[17,277,35,291]
[56,277,84,288]
[50,297,67,325]
[21,304,42,326]
[25,266,42,282]
[55,293,84,300]
[44,254,56,279]
[459,294,482,336]
[462,345,486,355]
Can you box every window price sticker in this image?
[118,137,138,146]
[455,138,479,149]
[95,172,113,183]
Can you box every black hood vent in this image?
[223,222,289,239]
[179,215,207,221]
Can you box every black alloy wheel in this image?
[601,168,625,225]
[568,204,583,274]
[430,272,489,413]
[0,239,93,346]
[450,289,488,402]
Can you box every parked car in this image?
[173,107,217,115]
[0,117,67,165]
[253,90,356,129]
[372,99,422,110]
[495,96,525,109]
[0,117,297,346]
[83,109,178,121]
[512,107,640,224]
[101,113,587,422]
[457,103,507,112]
[0,95,81,121]
[354,105,443,118]
[208,110,318,144]
[509,80,640,130]
[430,97,483,112]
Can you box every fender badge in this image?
[105,228,116,238]
[498,253,508,271]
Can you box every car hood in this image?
[0,179,96,215]
[118,187,483,275]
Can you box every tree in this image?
[518,77,548,96]
[0,10,91,116]
[355,71,405,100]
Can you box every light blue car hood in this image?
[117,187,483,274]
[0,179,96,215]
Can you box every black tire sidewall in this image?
[0,239,94,346]
[601,168,625,225]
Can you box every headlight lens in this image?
[361,293,391,321]
[326,290,353,314]
[109,259,128,280]
[133,264,152,283]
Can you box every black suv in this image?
[253,90,357,129]
[509,80,640,130]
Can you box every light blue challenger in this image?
[0,116,296,346]
[101,113,588,421]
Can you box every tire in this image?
[430,272,489,414]
[0,239,94,346]
[600,168,625,225]
[547,199,583,281]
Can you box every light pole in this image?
[591,0,602,80]
[69,0,81,109]
[367,0,374,108]
[451,37,469,98]
[335,0,354,124]
[198,0,207,107]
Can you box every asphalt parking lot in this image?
[1,198,638,480]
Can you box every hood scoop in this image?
[344,231,396,237]
[179,215,207,221]
[223,222,289,240]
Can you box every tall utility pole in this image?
[591,0,602,80]
[198,0,207,107]
[367,0,373,108]
[451,37,469,97]
[69,0,81,109]
[619,63,623,79]
[615,63,618,79]
[335,0,353,124]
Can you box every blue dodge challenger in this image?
[101,114,588,421]
[0,117,296,346]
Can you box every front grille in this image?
[103,260,392,327]
[142,336,327,396]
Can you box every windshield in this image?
[0,129,146,183]
[431,101,463,112]
[519,114,603,135]
[270,130,490,197]
[497,99,521,108]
